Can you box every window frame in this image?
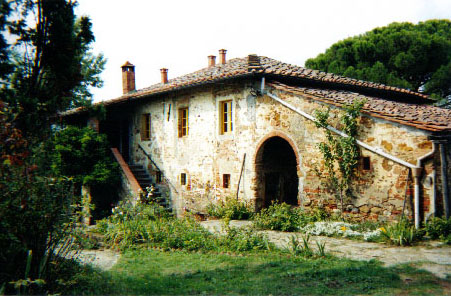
[220,100,233,134]
[178,107,189,138]
[140,113,151,141]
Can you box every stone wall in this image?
[127,80,441,222]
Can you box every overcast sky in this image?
[75,0,451,102]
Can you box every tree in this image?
[4,0,105,139]
[0,1,107,293]
[49,126,120,219]
[305,20,451,105]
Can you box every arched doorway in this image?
[255,136,299,209]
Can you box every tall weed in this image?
[380,220,422,246]
[97,202,271,252]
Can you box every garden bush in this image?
[206,197,253,220]
[219,223,271,251]
[425,217,451,244]
[253,202,303,231]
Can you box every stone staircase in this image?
[128,164,171,210]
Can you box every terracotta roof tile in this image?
[115,55,430,102]
[268,81,451,132]
[64,54,432,116]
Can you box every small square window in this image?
[156,171,162,183]
[223,174,230,189]
[180,173,187,185]
[362,156,371,170]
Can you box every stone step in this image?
[128,163,171,211]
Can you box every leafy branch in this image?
[313,100,365,216]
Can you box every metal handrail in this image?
[137,143,178,193]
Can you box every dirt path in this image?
[201,220,451,279]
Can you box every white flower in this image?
[300,221,381,241]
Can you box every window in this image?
[178,108,188,137]
[223,174,230,189]
[141,113,151,141]
[220,100,233,134]
[362,156,371,170]
[180,173,187,185]
[155,171,162,183]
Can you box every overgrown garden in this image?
[1,1,450,294]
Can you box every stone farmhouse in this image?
[64,49,451,227]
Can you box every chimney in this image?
[208,55,216,67]
[219,49,227,64]
[121,61,135,94]
[160,68,168,84]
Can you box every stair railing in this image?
[137,143,178,193]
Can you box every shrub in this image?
[219,223,272,252]
[425,217,451,244]
[97,201,173,250]
[380,220,423,246]
[49,126,120,220]
[206,197,253,220]
[253,202,302,232]
[97,202,271,253]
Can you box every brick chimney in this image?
[160,68,168,84]
[208,55,216,67]
[219,49,227,64]
[121,61,135,94]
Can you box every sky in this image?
[75,0,451,102]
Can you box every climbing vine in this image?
[314,99,365,215]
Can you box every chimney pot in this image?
[208,55,216,67]
[121,61,135,94]
[160,68,168,84]
[219,49,227,64]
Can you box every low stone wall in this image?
[111,148,142,202]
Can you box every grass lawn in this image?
[77,249,449,295]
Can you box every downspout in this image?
[440,142,450,218]
[260,78,435,228]
[417,142,438,221]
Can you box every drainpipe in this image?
[412,167,422,229]
[440,142,450,218]
[260,78,435,228]
[417,142,438,221]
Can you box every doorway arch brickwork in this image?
[254,131,301,210]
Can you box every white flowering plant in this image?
[300,221,383,242]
